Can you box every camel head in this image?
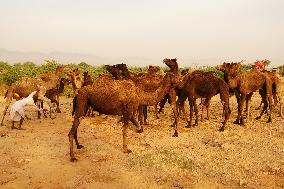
[116,63,130,78]
[219,62,242,78]
[163,58,178,73]
[68,68,83,89]
[55,65,65,75]
[148,65,160,74]
[181,68,189,76]
[105,65,122,79]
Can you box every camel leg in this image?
[122,114,131,153]
[154,105,159,119]
[245,93,253,121]
[130,116,143,133]
[170,101,179,137]
[68,96,88,162]
[11,121,17,129]
[179,100,188,123]
[143,106,149,125]
[193,99,199,126]
[18,118,24,130]
[186,98,194,128]
[235,94,246,125]
[56,95,61,113]
[1,104,9,126]
[201,99,205,122]
[256,89,263,110]
[256,94,268,120]
[68,120,79,162]
[74,128,84,149]
[219,98,230,132]
[206,101,210,121]
[267,94,273,123]
[169,89,178,137]
[277,94,283,118]
[36,101,42,119]
[179,99,187,120]
[158,94,169,113]
[138,106,144,125]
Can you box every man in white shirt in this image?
[10,91,39,130]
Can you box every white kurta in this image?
[10,91,38,122]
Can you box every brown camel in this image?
[158,58,180,114]
[36,77,71,118]
[1,66,79,126]
[69,72,179,161]
[115,63,165,124]
[220,62,274,125]
[1,77,54,126]
[179,70,230,131]
[256,70,283,118]
[105,65,124,80]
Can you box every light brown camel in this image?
[1,77,54,126]
[69,72,179,161]
[1,66,79,126]
[179,70,230,131]
[256,70,283,118]
[67,68,83,94]
[35,77,71,118]
[220,62,274,125]
[116,63,165,124]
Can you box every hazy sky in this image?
[0,0,283,66]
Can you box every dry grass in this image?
[0,93,284,188]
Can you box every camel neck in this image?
[227,74,238,89]
[138,79,171,106]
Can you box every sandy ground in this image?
[0,94,284,189]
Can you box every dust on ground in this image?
[0,95,284,189]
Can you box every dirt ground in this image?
[0,94,284,189]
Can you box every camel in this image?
[113,63,165,124]
[158,58,180,113]
[256,70,283,118]
[175,69,214,122]
[179,70,230,131]
[220,62,274,125]
[1,66,81,126]
[36,77,71,118]
[69,72,179,161]
[1,77,54,126]
[105,65,124,80]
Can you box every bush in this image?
[278,65,284,77]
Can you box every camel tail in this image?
[72,96,77,116]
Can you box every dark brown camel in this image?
[158,58,180,114]
[220,62,274,125]
[179,70,230,131]
[69,72,179,161]
[82,71,94,87]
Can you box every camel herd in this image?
[0,59,283,162]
